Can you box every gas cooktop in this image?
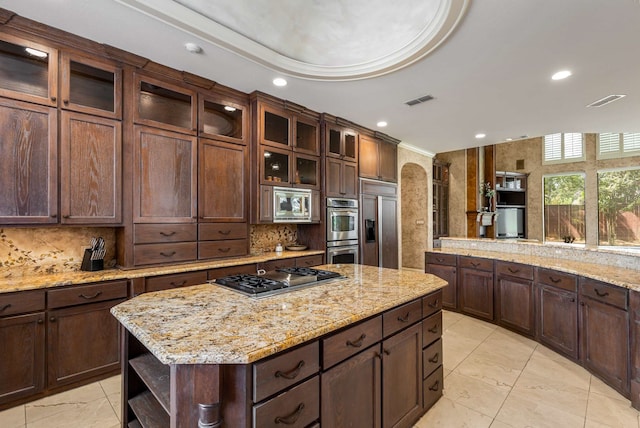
[211,267,344,298]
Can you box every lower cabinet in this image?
[459,257,494,321]
[495,262,534,337]
[630,291,640,409]
[425,252,457,310]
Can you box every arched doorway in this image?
[400,163,429,269]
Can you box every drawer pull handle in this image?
[274,403,304,425]
[594,288,609,298]
[549,276,561,284]
[159,231,176,237]
[429,380,440,392]
[428,299,440,308]
[160,251,176,257]
[507,267,520,274]
[79,291,102,300]
[275,360,305,380]
[436,258,445,263]
[397,312,410,323]
[0,303,11,312]
[218,230,231,235]
[218,247,231,253]
[428,325,439,334]
[470,262,480,267]
[428,353,440,364]
[170,281,187,287]
[383,348,391,356]
[346,333,367,348]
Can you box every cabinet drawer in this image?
[198,223,247,241]
[496,262,534,280]
[459,256,493,272]
[145,271,207,293]
[323,316,382,369]
[426,252,456,267]
[253,375,319,428]
[198,240,248,259]
[422,290,443,318]
[260,258,296,272]
[423,366,443,411]
[0,290,45,317]
[134,242,197,266]
[537,268,577,292]
[422,311,442,347]
[253,341,319,402]
[383,299,422,338]
[134,223,197,244]
[580,278,627,309]
[423,338,443,379]
[208,264,257,280]
[295,255,324,267]
[48,280,128,309]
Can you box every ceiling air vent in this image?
[586,94,626,108]
[405,94,434,106]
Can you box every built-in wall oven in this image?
[326,198,359,264]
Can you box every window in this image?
[597,133,640,159]
[543,133,585,164]
[597,168,640,248]
[543,174,586,244]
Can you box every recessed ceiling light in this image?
[224,106,237,112]
[273,78,287,87]
[475,133,486,139]
[25,47,47,58]
[505,138,513,141]
[551,70,572,80]
[184,42,203,54]
[377,121,388,127]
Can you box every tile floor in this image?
[1,310,639,427]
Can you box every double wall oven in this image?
[326,198,359,264]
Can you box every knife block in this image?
[81,249,104,272]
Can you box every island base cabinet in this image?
[321,345,382,428]
[425,264,457,310]
[580,296,629,396]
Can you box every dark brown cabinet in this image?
[359,135,397,183]
[0,290,46,407]
[0,98,57,224]
[496,262,535,336]
[425,252,457,310]
[361,180,398,269]
[459,256,494,321]
[536,268,578,360]
[325,121,359,198]
[630,291,640,409]
[580,278,629,395]
[432,160,449,240]
[60,111,122,224]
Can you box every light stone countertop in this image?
[110,264,447,365]
[430,247,640,292]
[0,250,325,293]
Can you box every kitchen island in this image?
[111,264,447,427]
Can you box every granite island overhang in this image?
[111,264,448,427]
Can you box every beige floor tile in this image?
[519,350,591,392]
[511,373,588,419]
[475,330,536,365]
[25,382,106,424]
[99,375,121,396]
[586,391,640,428]
[589,375,631,402]
[0,405,26,428]
[454,348,528,388]
[489,420,515,428]
[584,419,634,428]
[442,329,483,370]
[442,310,464,328]
[445,316,496,341]
[495,388,586,428]
[443,371,510,418]
[414,396,493,428]
[106,392,121,422]
[27,397,119,428]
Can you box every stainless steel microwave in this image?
[273,187,312,223]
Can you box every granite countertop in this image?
[110,264,447,365]
[0,249,325,294]
[430,247,640,292]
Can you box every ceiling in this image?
[4,0,640,155]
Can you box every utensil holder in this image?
[81,249,104,271]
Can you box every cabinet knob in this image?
[49,317,56,322]
[63,99,69,104]
[50,96,57,102]
[37,318,44,324]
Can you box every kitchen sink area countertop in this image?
[111,264,447,365]
[0,249,325,294]
[433,238,640,292]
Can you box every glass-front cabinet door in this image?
[0,33,57,106]
[294,154,319,189]
[60,53,122,119]
[134,74,196,134]
[199,95,247,144]
[294,117,319,155]
[261,105,290,147]
[261,146,290,185]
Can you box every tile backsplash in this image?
[250,224,298,253]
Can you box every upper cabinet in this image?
[495,171,527,207]
[326,122,358,163]
[324,118,359,199]
[199,94,246,144]
[0,33,58,107]
[359,134,398,183]
[134,73,197,134]
[60,53,122,119]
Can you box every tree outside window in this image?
[543,174,586,244]
[598,168,640,247]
